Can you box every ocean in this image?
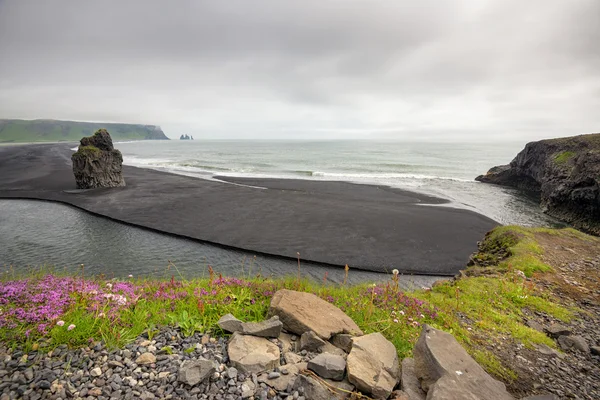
[119,140,557,227]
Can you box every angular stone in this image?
[178,358,216,386]
[278,332,297,352]
[135,353,156,365]
[347,332,400,400]
[72,129,125,189]
[228,333,280,374]
[520,395,560,400]
[292,374,354,400]
[400,358,426,400]
[268,289,363,339]
[591,346,600,356]
[320,342,348,359]
[330,333,354,353]
[258,362,306,392]
[533,344,564,359]
[218,314,243,333]
[241,380,256,398]
[90,367,102,377]
[301,330,327,352]
[557,335,589,353]
[308,353,346,381]
[526,319,545,333]
[241,316,283,338]
[545,323,571,339]
[413,325,513,400]
[284,351,303,365]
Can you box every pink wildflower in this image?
[56,320,65,326]
[67,324,75,331]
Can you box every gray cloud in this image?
[0,0,598,140]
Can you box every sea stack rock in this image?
[476,133,600,235]
[72,129,126,189]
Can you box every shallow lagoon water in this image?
[0,199,441,287]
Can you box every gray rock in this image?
[557,335,589,353]
[258,362,306,393]
[545,323,571,339]
[300,331,326,352]
[241,316,283,338]
[268,289,363,340]
[308,353,346,381]
[178,358,216,386]
[241,380,256,398]
[526,319,545,333]
[218,314,243,333]
[284,352,303,365]
[228,333,280,374]
[400,358,426,400]
[72,129,126,189]
[591,346,600,356]
[520,395,560,400]
[292,374,354,400]
[226,367,238,380]
[330,334,353,353]
[413,325,514,400]
[533,344,564,359]
[347,332,400,400]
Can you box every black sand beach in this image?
[0,143,498,275]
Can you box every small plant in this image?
[169,310,203,337]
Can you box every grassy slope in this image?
[0,119,169,143]
[1,226,594,384]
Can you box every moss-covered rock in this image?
[476,133,600,235]
[71,129,125,189]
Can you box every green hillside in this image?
[0,119,170,143]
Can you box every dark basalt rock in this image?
[476,133,600,235]
[71,129,126,189]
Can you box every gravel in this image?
[0,328,308,400]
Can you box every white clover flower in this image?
[56,320,65,326]
[392,269,399,275]
[67,324,76,331]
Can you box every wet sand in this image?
[0,143,498,275]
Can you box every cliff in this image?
[0,119,169,143]
[476,133,600,235]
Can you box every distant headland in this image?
[0,118,169,143]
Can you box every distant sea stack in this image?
[180,134,193,140]
[72,129,126,189]
[476,133,600,235]
[0,119,169,143]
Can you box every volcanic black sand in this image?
[0,143,498,275]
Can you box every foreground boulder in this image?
[178,358,215,386]
[346,332,400,399]
[413,324,514,400]
[227,333,280,374]
[475,133,600,235]
[71,129,125,189]
[268,289,363,339]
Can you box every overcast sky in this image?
[0,1,598,140]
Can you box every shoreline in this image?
[0,143,498,275]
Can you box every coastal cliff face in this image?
[0,119,169,143]
[476,133,600,235]
[71,129,126,189]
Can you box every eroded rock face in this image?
[475,133,600,235]
[346,332,400,400]
[72,129,125,189]
[267,289,363,340]
[413,324,514,400]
